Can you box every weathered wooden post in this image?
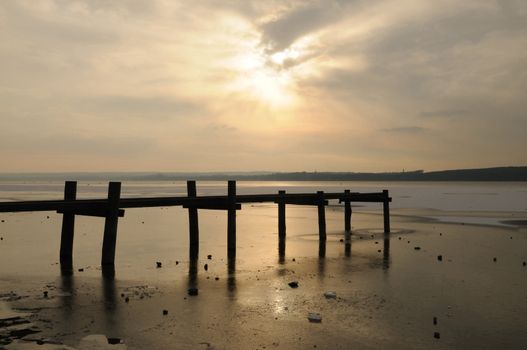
[60,181,77,269]
[344,189,352,232]
[187,180,199,259]
[278,190,286,239]
[383,189,390,234]
[317,191,326,241]
[227,180,236,258]
[101,182,121,267]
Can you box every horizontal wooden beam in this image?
[0,191,391,213]
[57,208,125,218]
[183,203,241,210]
[274,199,329,206]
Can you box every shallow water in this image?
[1,181,527,349]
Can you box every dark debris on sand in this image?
[288,281,299,288]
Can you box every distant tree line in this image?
[1,166,526,181]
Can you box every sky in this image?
[1,0,526,172]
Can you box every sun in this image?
[229,48,297,108]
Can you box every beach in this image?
[1,181,527,349]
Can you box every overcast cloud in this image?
[1,0,526,172]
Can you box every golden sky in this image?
[1,0,526,172]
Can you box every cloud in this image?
[420,110,470,118]
[0,0,526,171]
[382,127,426,134]
[76,95,205,120]
[259,1,343,52]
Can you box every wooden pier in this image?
[0,181,392,270]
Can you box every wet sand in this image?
[1,204,527,349]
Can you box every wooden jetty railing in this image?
[0,181,392,270]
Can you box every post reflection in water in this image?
[278,238,286,264]
[102,267,117,311]
[344,232,351,258]
[318,239,326,277]
[383,235,391,270]
[60,269,75,316]
[227,257,236,296]
[188,255,198,289]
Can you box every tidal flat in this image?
[1,181,526,349]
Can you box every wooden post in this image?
[317,191,326,241]
[60,181,77,269]
[344,189,352,232]
[318,239,326,258]
[383,190,390,234]
[187,180,199,259]
[101,182,121,267]
[278,190,286,239]
[227,180,236,258]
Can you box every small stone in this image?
[493,257,497,262]
[207,255,212,260]
[121,293,125,297]
[324,291,337,299]
[292,258,296,262]
[437,255,443,261]
[1,237,3,240]
[163,309,168,315]
[375,241,379,244]
[439,233,442,236]
[125,297,129,303]
[43,291,48,298]
[215,277,219,281]
[398,237,401,240]
[339,239,344,242]
[414,246,421,250]
[175,261,179,265]
[307,313,322,323]
[434,332,440,339]
[377,249,381,253]
[46,216,50,219]
[407,240,410,243]
[156,262,162,268]
[188,288,199,296]
[433,317,437,325]
[107,337,122,345]
[288,281,299,288]
[78,268,84,272]
[523,261,526,266]
[204,264,208,271]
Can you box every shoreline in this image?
[1,209,526,349]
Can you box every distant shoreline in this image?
[0,166,526,182]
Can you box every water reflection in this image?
[59,269,75,316]
[102,267,117,311]
[318,239,326,277]
[383,235,390,270]
[188,256,198,289]
[227,257,236,297]
[344,232,351,258]
[278,238,286,264]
